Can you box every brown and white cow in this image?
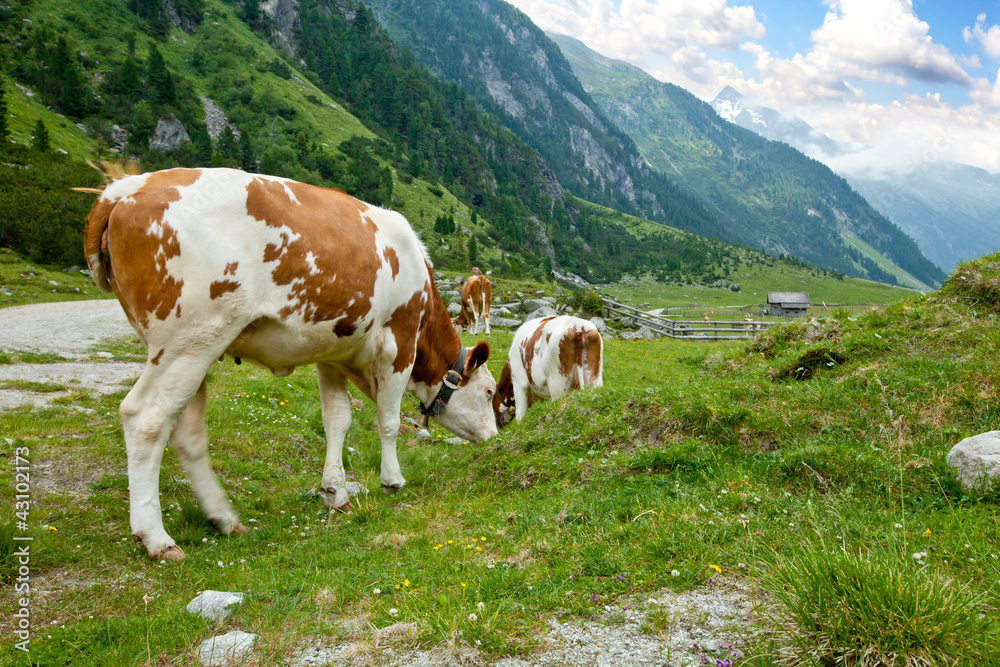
[80,167,498,561]
[453,273,491,335]
[493,315,603,426]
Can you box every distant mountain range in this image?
[711,86,1000,271]
[550,34,945,287]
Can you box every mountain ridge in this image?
[550,32,945,288]
[709,85,1000,271]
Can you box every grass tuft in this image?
[756,544,1000,666]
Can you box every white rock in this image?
[197,630,255,666]
[186,590,244,622]
[947,431,1000,493]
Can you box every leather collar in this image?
[418,347,467,417]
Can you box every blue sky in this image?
[505,0,1000,172]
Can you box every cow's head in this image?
[433,341,498,442]
[493,360,515,429]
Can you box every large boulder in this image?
[620,326,659,341]
[947,432,1000,493]
[589,316,608,332]
[524,306,559,321]
[490,316,522,329]
[149,117,190,152]
[522,298,553,313]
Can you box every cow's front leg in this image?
[375,374,408,493]
[316,363,354,511]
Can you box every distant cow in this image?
[494,316,603,426]
[453,274,491,335]
[79,167,498,561]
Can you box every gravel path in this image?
[0,299,143,409]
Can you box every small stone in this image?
[197,630,255,666]
[185,591,244,623]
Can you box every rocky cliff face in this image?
[356,0,720,237]
[261,0,301,54]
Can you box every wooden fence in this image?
[602,298,773,341]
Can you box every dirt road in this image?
[0,299,143,409]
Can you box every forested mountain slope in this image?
[354,0,727,241]
[0,0,762,287]
[551,34,946,288]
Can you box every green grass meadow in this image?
[3,256,1000,665]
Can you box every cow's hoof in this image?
[381,484,403,495]
[150,544,185,562]
[208,516,245,535]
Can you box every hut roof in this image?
[767,292,810,307]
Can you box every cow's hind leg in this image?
[119,352,218,561]
[316,363,354,511]
[170,379,244,535]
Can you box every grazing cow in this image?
[493,316,603,426]
[453,274,491,335]
[79,167,498,561]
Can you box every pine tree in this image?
[239,129,257,171]
[217,126,239,162]
[147,45,175,106]
[468,236,477,264]
[32,120,51,152]
[53,37,87,118]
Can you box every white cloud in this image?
[964,14,1000,60]
[812,93,1000,173]
[970,67,1000,108]
[507,0,764,65]
[507,0,998,172]
[811,0,970,85]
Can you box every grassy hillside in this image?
[3,252,1000,665]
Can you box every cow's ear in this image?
[463,341,490,376]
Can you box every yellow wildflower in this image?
[709,564,722,574]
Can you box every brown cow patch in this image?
[210,279,240,300]
[224,262,239,276]
[410,262,463,386]
[150,349,164,365]
[520,318,555,387]
[246,177,379,328]
[382,247,400,279]
[107,170,202,328]
[558,329,578,383]
[387,288,426,374]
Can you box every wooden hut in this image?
[767,292,810,317]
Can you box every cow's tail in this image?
[73,160,141,293]
[576,327,602,388]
